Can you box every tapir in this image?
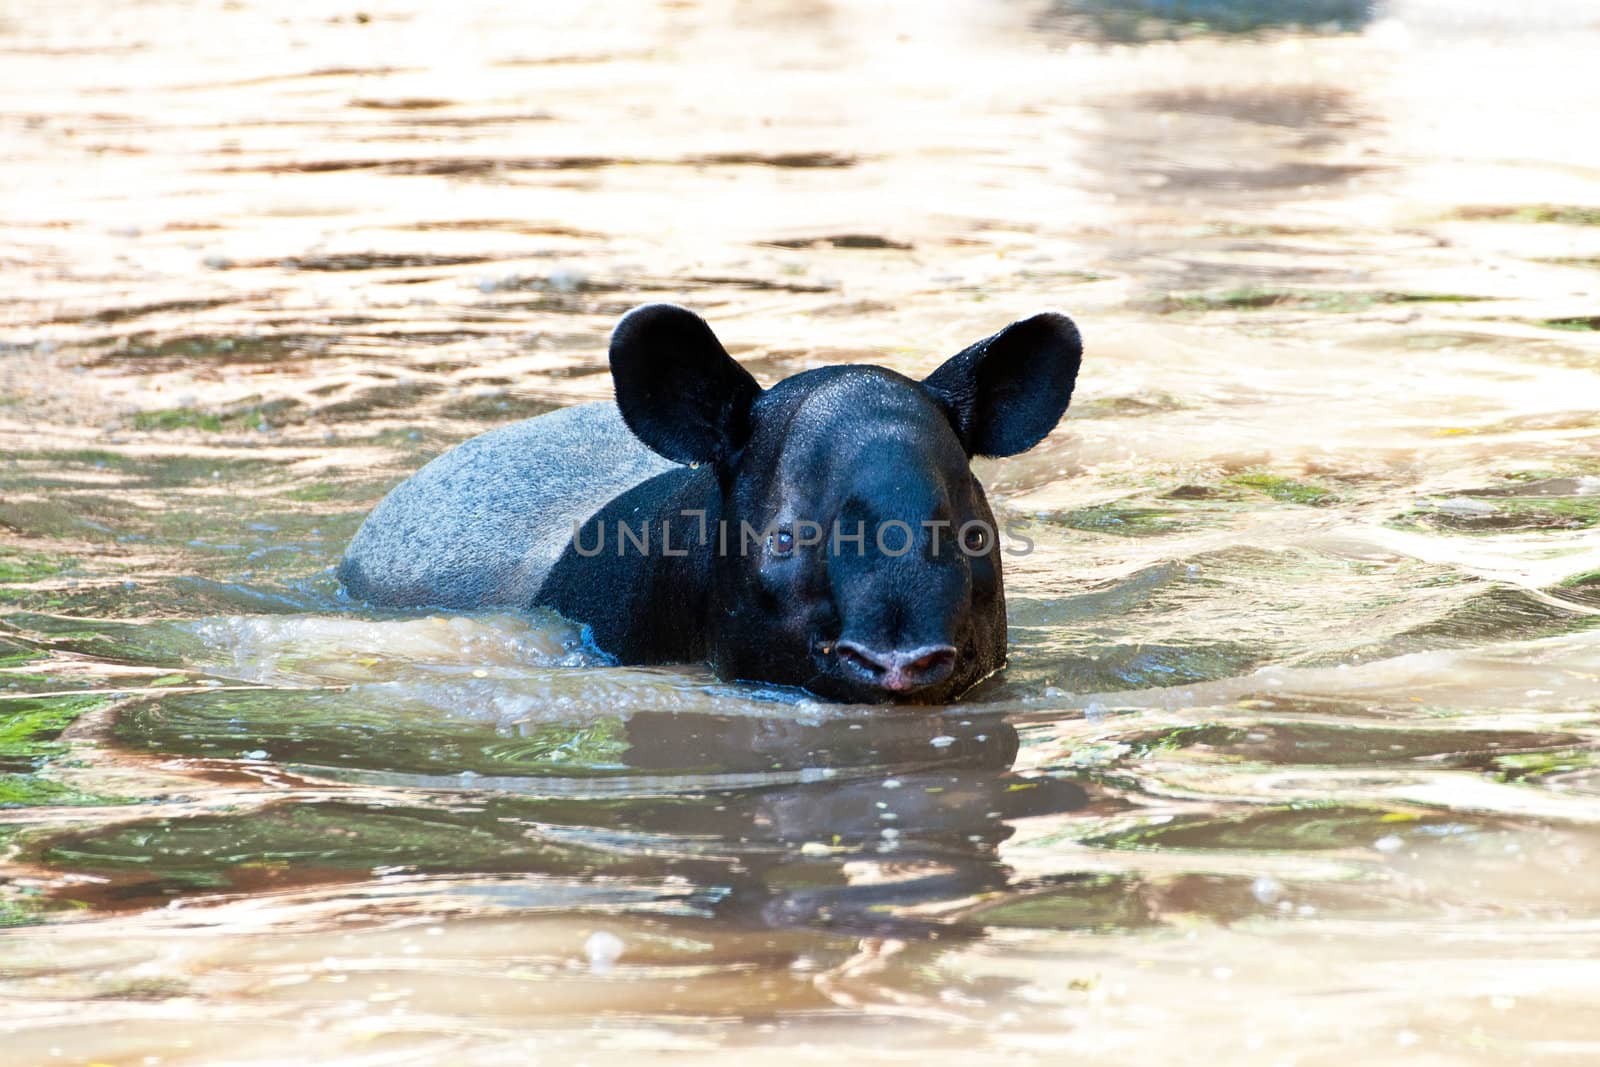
[338,304,1082,703]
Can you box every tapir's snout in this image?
[833,639,959,696]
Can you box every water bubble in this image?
[547,267,586,292]
[1251,876,1284,905]
[1374,835,1405,854]
[585,931,625,974]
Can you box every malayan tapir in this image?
[338,304,1082,703]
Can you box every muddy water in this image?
[3,0,1600,1063]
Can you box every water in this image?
[3,0,1600,1062]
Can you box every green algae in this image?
[1226,470,1337,506]
[1162,288,1492,314]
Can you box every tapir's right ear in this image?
[609,303,762,467]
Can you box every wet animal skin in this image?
[340,304,1082,702]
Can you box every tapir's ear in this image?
[609,303,762,466]
[922,312,1082,458]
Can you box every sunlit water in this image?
[2,0,1599,1063]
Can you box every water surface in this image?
[3,0,1600,1063]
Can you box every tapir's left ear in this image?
[922,312,1082,458]
[609,303,762,466]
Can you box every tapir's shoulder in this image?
[338,401,678,609]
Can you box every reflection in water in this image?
[1038,0,1375,41]
[616,714,1090,937]
[37,707,1094,943]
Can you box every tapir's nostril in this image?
[905,647,955,676]
[834,640,958,693]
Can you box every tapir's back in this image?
[338,402,677,610]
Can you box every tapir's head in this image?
[610,304,1081,704]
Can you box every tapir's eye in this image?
[960,522,991,555]
[771,527,796,556]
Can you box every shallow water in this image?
[3,0,1600,1063]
